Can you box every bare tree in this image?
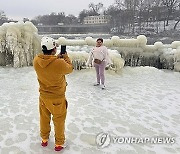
[161,0,179,26]
[107,5,122,33]
[34,12,78,25]
[124,0,139,9]
[0,10,8,25]
[88,2,104,15]
[124,0,139,33]
[174,2,180,29]
[149,0,162,33]
[144,0,154,26]
[174,18,180,29]
[136,0,147,33]
[65,14,78,25]
[78,9,89,23]
[0,10,7,20]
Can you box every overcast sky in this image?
[1,0,115,21]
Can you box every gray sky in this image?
[1,0,115,21]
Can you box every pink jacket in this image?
[86,46,112,66]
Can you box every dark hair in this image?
[42,45,54,55]
[97,38,103,43]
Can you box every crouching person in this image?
[33,37,73,151]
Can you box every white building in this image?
[83,15,110,25]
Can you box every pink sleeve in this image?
[103,46,112,65]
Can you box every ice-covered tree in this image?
[0,21,41,67]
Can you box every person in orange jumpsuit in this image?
[33,37,73,151]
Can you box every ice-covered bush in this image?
[67,49,125,72]
[173,47,180,72]
[0,21,41,67]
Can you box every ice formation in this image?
[67,50,125,72]
[0,22,180,72]
[57,35,180,71]
[0,21,40,67]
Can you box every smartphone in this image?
[60,45,66,55]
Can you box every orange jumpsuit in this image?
[33,53,73,145]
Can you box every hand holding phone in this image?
[60,45,66,55]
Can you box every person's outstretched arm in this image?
[104,47,112,66]
[86,52,93,66]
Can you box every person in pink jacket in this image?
[86,38,112,89]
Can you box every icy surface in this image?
[0,67,180,154]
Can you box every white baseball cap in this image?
[41,37,56,50]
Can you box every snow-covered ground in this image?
[0,66,180,154]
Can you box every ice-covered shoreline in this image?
[0,66,180,154]
[1,22,180,72]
